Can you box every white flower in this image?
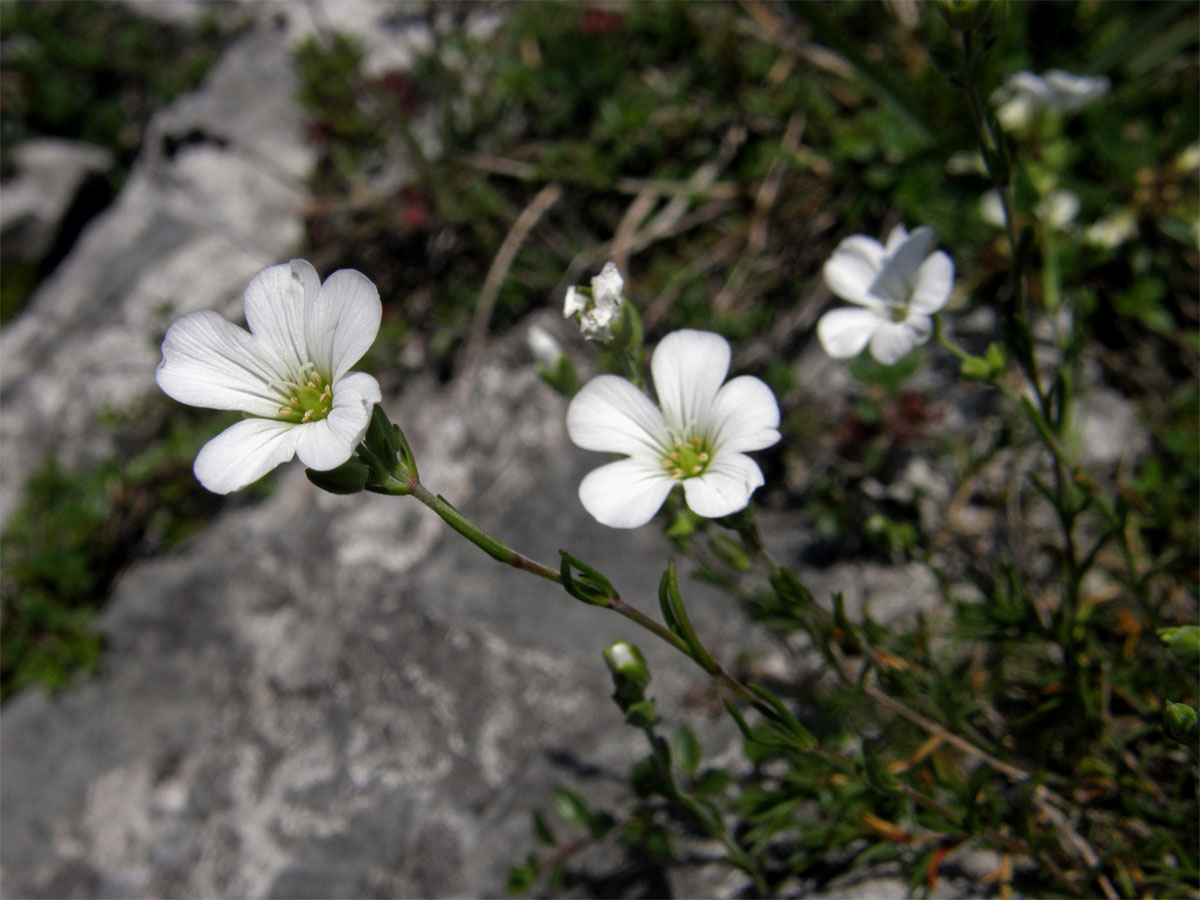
[156,258,382,494]
[566,329,779,529]
[992,69,1110,130]
[563,261,624,341]
[980,189,1007,228]
[526,323,564,369]
[1035,189,1080,229]
[1084,209,1138,250]
[817,224,954,365]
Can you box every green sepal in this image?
[624,699,659,729]
[552,786,591,826]
[359,404,419,495]
[658,561,718,674]
[960,355,992,380]
[305,457,370,494]
[1158,625,1200,660]
[559,550,618,606]
[1163,701,1199,747]
[537,355,580,397]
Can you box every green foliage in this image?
[0,1,231,322]
[0,0,226,181]
[0,404,246,700]
[421,2,1196,897]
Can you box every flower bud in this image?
[603,640,651,691]
[563,262,625,342]
[936,0,1006,33]
[1163,702,1199,747]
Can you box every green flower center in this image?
[277,369,333,424]
[661,435,713,481]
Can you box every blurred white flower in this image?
[564,261,625,341]
[992,69,1110,130]
[980,189,1007,228]
[946,150,987,176]
[526,323,564,369]
[156,259,382,494]
[1085,210,1138,249]
[566,330,779,528]
[817,224,954,365]
[1174,142,1200,174]
[1036,189,1080,229]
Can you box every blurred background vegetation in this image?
[0,2,1196,892]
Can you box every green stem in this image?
[407,478,763,702]
[408,482,562,583]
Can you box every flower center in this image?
[661,435,712,480]
[276,368,333,424]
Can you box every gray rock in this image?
[0,20,314,521]
[0,138,114,264]
[0,330,769,898]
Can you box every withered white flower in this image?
[156,259,382,494]
[564,262,624,341]
[567,329,779,529]
[817,224,954,365]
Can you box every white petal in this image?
[563,286,585,318]
[243,259,320,375]
[869,226,934,306]
[868,321,919,364]
[823,236,886,305]
[577,458,675,529]
[295,371,381,470]
[884,224,909,254]
[889,226,934,272]
[979,190,1007,227]
[156,310,285,417]
[651,330,730,436]
[909,250,954,314]
[193,417,302,494]
[816,307,880,358]
[905,314,933,345]
[567,374,670,457]
[591,262,624,306]
[306,268,382,381]
[681,453,764,519]
[705,376,780,454]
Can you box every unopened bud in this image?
[1164,702,1199,747]
[604,640,651,691]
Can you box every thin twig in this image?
[459,151,740,200]
[611,189,660,277]
[463,183,562,363]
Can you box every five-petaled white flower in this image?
[156,259,382,494]
[563,261,624,341]
[817,224,954,366]
[566,329,780,529]
[992,70,1110,131]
